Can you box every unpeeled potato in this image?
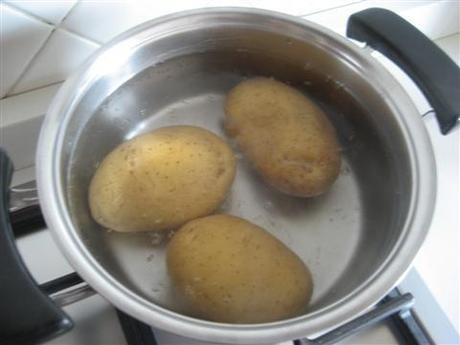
[89,126,236,232]
[225,77,341,197]
[167,214,313,323]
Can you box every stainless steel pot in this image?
[1,7,459,345]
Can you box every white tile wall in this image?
[401,0,460,41]
[62,0,361,44]
[436,33,460,63]
[0,3,53,97]
[1,0,458,100]
[61,0,265,44]
[0,83,61,170]
[11,29,99,94]
[304,0,448,36]
[5,0,77,24]
[61,1,163,43]
[250,0,362,16]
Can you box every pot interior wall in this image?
[62,22,412,320]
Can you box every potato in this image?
[225,77,341,197]
[89,126,236,232]
[167,214,313,323]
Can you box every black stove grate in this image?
[11,206,433,345]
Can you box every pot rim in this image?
[36,7,436,344]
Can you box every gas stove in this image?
[7,200,431,345]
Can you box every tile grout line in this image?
[53,0,103,45]
[5,26,101,97]
[2,2,54,26]
[59,26,103,46]
[299,0,367,18]
[434,31,460,42]
[4,0,100,45]
[3,0,101,98]
[5,81,63,99]
[4,27,57,97]
[1,2,58,98]
[55,0,79,27]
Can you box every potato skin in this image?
[225,77,341,197]
[167,214,313,323]
[89,126,236,232]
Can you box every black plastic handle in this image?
[347,8,460,135]
[0,149,73,345]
